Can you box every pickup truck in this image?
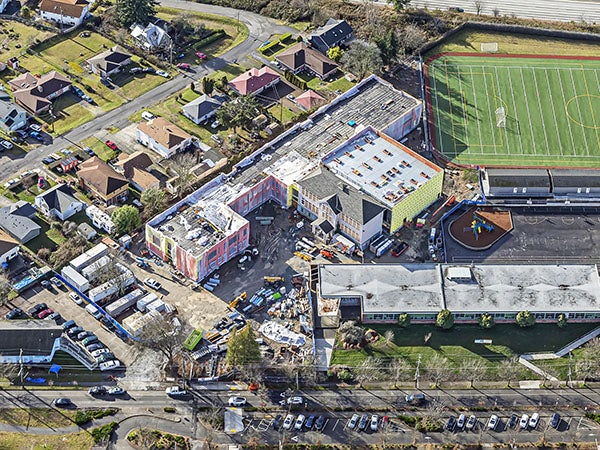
[165,386,187,397]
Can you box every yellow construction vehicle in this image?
[294,251,313,262]
[229,292,247,309]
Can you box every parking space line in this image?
[332,419,340,431]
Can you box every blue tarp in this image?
[25,377,46,384]
[49,364,61,375]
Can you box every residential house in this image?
[229,67,280,96]
[182,94,224,125]
[0,95,28,132]
[0,0,10,14]
[297,167,386,249]
[130,23,172,52]
[136,117,193,159]
[0,201,41,244]
[85,205,114,234]
[0,321,63,364]
[276,42,338,80]
[77,157,129,205]
[38,0,89,27]
[77,222,97,240]
[9,71,72,115]
[0,230,19,266]
[307,18,354,55]
[295,90,325,111]
[87,46,132,79]
[115,150,160,192]
[34,184,84,221]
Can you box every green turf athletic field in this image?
[426,55,600,167]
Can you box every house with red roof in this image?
[228,67,280,96]
[295,90,326,111]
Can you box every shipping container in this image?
[69,243,108,271]
[105,288,144,317]
[136,293,159,312]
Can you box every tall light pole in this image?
[415,354,422,389]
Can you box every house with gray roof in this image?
[0,321,62,364]
[296,166,385,248]
[307,18,354,55]
[0,95,27,132]
[182,94,224,125]
[35,184,84,221]
[0,201,40,243]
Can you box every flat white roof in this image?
[322,127,441,208]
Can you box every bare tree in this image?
[496,356,521,387]
[0,275,11,308]
[460,359,488,388]
[398,25,428,56]
[389,358,412,388]
[96,258,130,296]
[424,354,452,388]
[492,7,500,16]
[355,356,386,387]
[171,153,197,197]
[136,315,186,375]
[382,330,395,348]
[473,0,484,15]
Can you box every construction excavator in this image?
[229,292,247,309]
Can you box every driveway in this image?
[0,2,295,183]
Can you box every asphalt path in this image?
[369,0,600,23]
[0,1,294,182]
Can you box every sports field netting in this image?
[426,55,600,167]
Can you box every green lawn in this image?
[0,21,55,61]
[24,215,66,253]
[426,55,600,167]
[80,137,119,162]
[298,71,355,96]
[331,323,598,370]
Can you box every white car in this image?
[69,292,83,305]
[294,414,305,430]
[282,414,294,430]
[99,360,121,371]
[371,414,379,431]
[228,396,247,407]
[287,396,304,405]
[143,277,161,290]
[141,111,155,121]
[348,414,360,430]
[0,140,13,150]
[165,386,187,396]
[529,413,539,429]
[487,414,499,430]
[210,120,220,129]
[91,348,110,358]
[456,414,466,429]
[465,415,477,430]
[156,70,169,78]
[520,414,529,429]
[29,123,42,132]
[107,386,126,395]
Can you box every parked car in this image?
[448,6,465,12]
[5,308,24,320]
[165,386,187,396]
[358,414,369,431]
[294,414,305,430]
[392,241,409,257]
[508,414,518,429]
[50,277,63,288]
[465,415,477,430]
[29,123,42,132]
[53,398,72,408]
[143,277,161,290]
[28,303,47,316]
[228,396,247,407]
[82,335,99,346]
[88,385,107,396]
[83,146,95,156]
[314,415,326,431]
[40,280,51,290]
[519,414,529,429]
[76,331,93,341]
[108,386,126,396]
[456,414,466,429]
[272,414,283,430]
[286,396,304,405]
[446,416,456,431]
[36,308,53,319]
[405,393,425,405]
[142,111,155,121]
[211,134,223,145]
[550,412,561,429]
[0,140,13,150]
[105,140,119,151]
[100,77,112,88]
[42,157,55,165]
[69,292,83,305]
[14,130,27,139]
[210,120,220,129]
[195,52,207,60]
[29,131,44,142]
[130,67,143,74]
[529,413,539,429]
[282,414,294,430]
[176,63,191,70]
[95,353,115,363]
[66,326,84,338]
[371,415,379,431]
[71,86,84,97]
[487,415,499,430]
[305,415,316,430]
[99,360,121,371]
[82,95,94,104]
[86,343,104,353]
[156,70,169,78]
[47,312,61,321]
[348,414,360,430]
[142,67,155,73]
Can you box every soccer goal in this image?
[495,106,506,128]
[481,42,499,52]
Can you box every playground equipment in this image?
[470,212,494,240]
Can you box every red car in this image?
[37,308,53,319]
[391,241,409,257]
[195,52,207,60]
[177,63,191,70]
[105,140,118,151]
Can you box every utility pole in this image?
[19,348,23,387]
[567,351,573,387]
[414,354,422,389]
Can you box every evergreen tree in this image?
[376,29,400,67]
[115,0,158,28]
[225,326,261,369]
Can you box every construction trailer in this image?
[87,274,136,303]
[69,243,108,272]
[105,288,145,317]
[61,265,90,293]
